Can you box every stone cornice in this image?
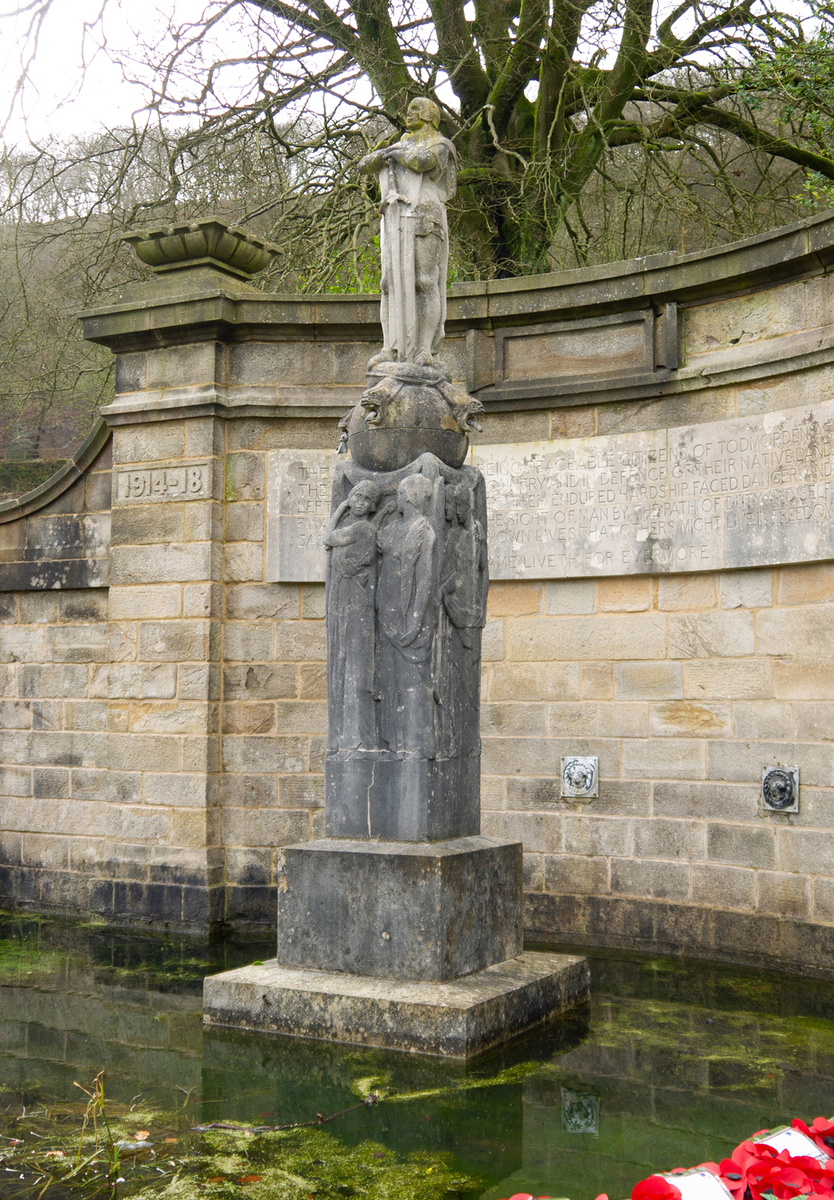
[82,210,834,351]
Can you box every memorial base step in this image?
[202,951,590,1058]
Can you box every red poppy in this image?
[746,1147,812,1200]
[794,1121,834,1158]
[632,1176,683,1200]
[719,1140,762,1199]
[783,1155,834,1195]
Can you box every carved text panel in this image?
[266,400,834,581]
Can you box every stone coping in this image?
[82,209,834,346]
[0,419,111,524]
[526,893,834,982]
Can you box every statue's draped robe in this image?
[375,135,457,361]
[325,519,378,751]
[436,514,487,757]
[376,513,438,756]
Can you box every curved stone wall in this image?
[3,212,834,973]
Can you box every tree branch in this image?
[486,0,548,135]
[429,0,490,118]
[698,104,834,178]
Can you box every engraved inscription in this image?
[475,404,834,578]
[266,451,335,583]
[266,400,834,581]
[116,463,211,503]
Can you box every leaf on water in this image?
[164,1137,178,1143]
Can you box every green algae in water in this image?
[0,1093,482,1198]
[5,920,834,1200]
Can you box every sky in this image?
[0,0,223,146]
[1,0,818,150]
[1,0,136,143]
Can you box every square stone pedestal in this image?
[275,836,522,981]
[203,951,590,1058]
[204,835,590,1057]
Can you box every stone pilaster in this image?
[100,410,225,928]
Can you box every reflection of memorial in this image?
[205,101,589,1056]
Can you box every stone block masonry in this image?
[5,212,834,972]
[0,412,330,932]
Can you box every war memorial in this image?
[5,99,834,1059]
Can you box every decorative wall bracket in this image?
[762,766,799,813]
[561,756,599,799]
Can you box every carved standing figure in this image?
[436,481,488,756]
[323,480,390,751]
[358,98,457,368]
[376,472,443,755]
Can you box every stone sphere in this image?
[346,371,469,472]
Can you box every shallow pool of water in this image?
[1,915,833,1199]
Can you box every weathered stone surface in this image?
[322,457,487,841]
[275,836,522,981]
[270,399,834,581]
[114,462,213,504]
[498,311,653,384]
[544,579,595,614]
[203,951,589,1057]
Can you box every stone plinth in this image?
[275,836,521,981]
[203,951,589,1058]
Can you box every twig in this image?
[192,1093,381,1135]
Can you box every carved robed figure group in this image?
[325,458,487,757]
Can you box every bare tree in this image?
[2,0,834,472]
[7,0,832,276]
[6,0,834,274]
[0,120,377,468]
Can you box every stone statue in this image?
[358,97,457,369]
[436,479,487,757]
[323,101,486,840]
[441,482,488,634]
[376,472,444,756]
[323,479,391,751]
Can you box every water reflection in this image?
[2,917,834,1200]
